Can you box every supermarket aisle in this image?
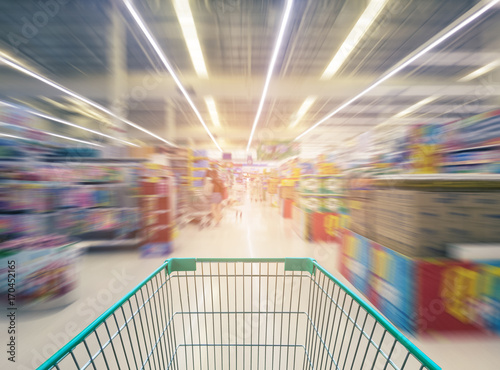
[5,200,500,370]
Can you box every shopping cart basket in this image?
[38,258,440,370]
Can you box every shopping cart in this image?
[177,189,212,229]
[224,184,245,219]
[38,258,440,370]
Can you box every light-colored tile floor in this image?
[2,199,500,369]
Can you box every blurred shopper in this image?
[205,169,223,225]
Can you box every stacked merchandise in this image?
[277,157,300,216]
[440,110,500,173]
[338,109,500,336]
[295,174,344,242]
[0,235,81,308]
[139,163,174,257]
[0,159,142,244]
[0,128,145,307]
[267,177,280,207]
[166,147,190,219]
[0,135,81,307]
[278,178,297,218]
[190,150,209,189]
[49,160,142,243]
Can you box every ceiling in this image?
[1,0,500,155]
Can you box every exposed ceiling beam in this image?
[3,73,499,100]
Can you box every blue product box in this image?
[192,170,206,178]
[193,150,207,157]
[140,242,173,257]
[192,180,204,187]
[193,160,209,168]
[478,263,500,334]
[345,233,370,296]
[378,248,415,333]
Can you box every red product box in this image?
[157,196,170,210]
[140,181,156,196]
[283,199,293,219]
[157,211,171,226]
[312,212,340,243]
[416,260,485,334]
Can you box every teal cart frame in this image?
[38,258,440,370]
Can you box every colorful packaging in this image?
[341,229,370,296]
[416,260,483,334]
[320,176,342,194]
[477,264,500,334]
[320,195,341,213]
[370,243,416,333]
[312,212,340,243]
[300,175,320,194]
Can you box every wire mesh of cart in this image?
[38,258,440,370]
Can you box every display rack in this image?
[42,157,144,248]
[139,163,175,256]
[189,150,210,189]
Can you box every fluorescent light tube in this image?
[204,96,221,127]
[321,0,389,80]
[0,99,137,147]
[289,96,317,128]
[393,96,438,118]
[246,0,294,151]
[0,51,174,147]
[123,0,222,151]
[173,0,208,78]
[295,0,500,142]
[458,60,500,82]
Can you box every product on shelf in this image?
[139,163,174,257]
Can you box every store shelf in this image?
[44,157,147,163]
[441,160,498,166]
[299,174,342,177]
[440,143,500,153]
[299,192,343,196]
[375,174,500,181]
[75,238,145,248]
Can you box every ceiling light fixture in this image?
[458,60,500,82]
[246,0,294,151]
[289,96,317,128]
[173,0,208,78]
[0,100,137,147]
[321,0,389,80]
[204,96,221,127]
[0,51,174,146]
[393,96,438,118]
[123,0,222,152]
[295,0,500,142]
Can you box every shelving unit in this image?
[168,151,189,220]
[189,151,209,189]
[139,163,175,256]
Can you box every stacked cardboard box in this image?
[372,189,500,257]
[374,190,444,257]
[347,189,375,238]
